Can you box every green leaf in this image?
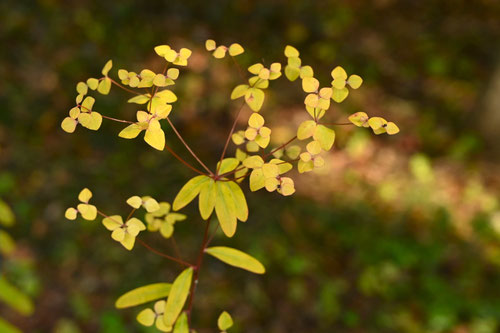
[115,283,172,309]
[0,276,34,315]
[164,268,193,328]
[0,318,21,333]
[198,179,216,220]
[0,200,14,226]
[226,181,248,222]
[173,175,210,211]
[313,125,335,151]
[218,311,234,331]
[173,312,189,333]
[215,182,237,237]
[331,87,349,103]
[0,230,15,255]
[205,246,265,274]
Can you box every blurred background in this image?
[1,0,500,332]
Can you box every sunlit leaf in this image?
[101,60,113,76]
[173,175,210,211]
[213,46,227,59]
[199,179,216,220]
[297,120,316,140]
[61,117,77,133]
[77,203,97,220]
[348,74,363,89]
[215,181,238,237]
[173,312,189,333]
[226,181,248,222]
[244,88,265,112]
[331,87,349,103]
[348,112,369,127]
[218,158,239,174]
[284,45,299,58]
[205,246,265,274]
[128,94,151,104]
[87,78,99,90]
[144,120,165,151]
[313,125,335,151]
[386,122,400,135]
[119,123,143,139]
[76,82,88,95]
[218,311,234,331]
[163,267,193,328]
[228,43,244,56]
[97,78,111,95]
[137,308,155,326]
[126,196,142,209]
[205,39,216,51]
[115,283,172,309]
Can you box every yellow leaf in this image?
[285,65,300,81]
[0,317,22,333]
[313,125,335,151]
[331,87,349,103]
[227,181,248,222]
[65,207,78,220]
[119,123,143,139]
[302,77,319,93]
[244,88,265,112]
[154,45,171,57]
[213,46,227,59]
[164,268,193,328]
[249,168,265,191]
[348,74,363,89]
[128,94,151,104]
[81,96,95,111]
[126,196,142,209]
[215,181,238,237]
[300,66,314,78]
[101,60,113,76]
[297,120,316,140]
[87,78,99,90]
[218,311,234,331]
[77,203,97,220]
[348,112,369,127]
[76,82,88,95]
[78,112,102,131]
[167,68,179,80]
[78,188,92,202]
[228,43,244,56]
[386,122,400,135]
[116,283,172,309]
[61,117,77,133]
[97,77,111,95]
[143,198,160,212]
[205,39,216,51]
[243,155,264,169]
[205,246,265,274]
[144,121,165,151]
[137,308,155,327]
[198,179,216,220]
[217,158,239,174]
[230,84,249,100]
[173,175,210,211]
[284,45,299,57]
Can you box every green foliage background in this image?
[1,1,500,332]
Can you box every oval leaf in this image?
[164,268,193,328]
[173,176,210,211]
[115,283,172,309]
[205,246,265,274]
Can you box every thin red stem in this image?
[216,100,246,175]
[108,78,143,96]
[186,219,212,324]
[101,115,134,124]
[164,145,207,176]
[95,210,192,267]
[165,116,214,176]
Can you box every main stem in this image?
[186,218,212,324]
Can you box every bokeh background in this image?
[1,1,500,332]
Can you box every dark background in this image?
[1,1,500,332]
